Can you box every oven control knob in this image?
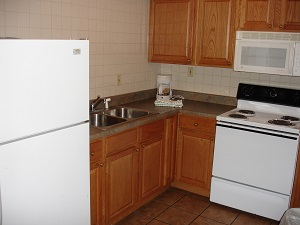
[270,89,278,98]
[242,86,254,97]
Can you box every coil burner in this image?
[238,110,255,116]
[268,119,295,126]
[228,114,247,119]
[280,116,300,121]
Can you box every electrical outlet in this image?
[117,74,121,86]
[188,67,194,77]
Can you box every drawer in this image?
[179,114,216,133]
[90,140,103,163]
[106,128,138,155]
[140,119,165,142]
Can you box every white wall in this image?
[0,0,159,99]
[1,0,300,99]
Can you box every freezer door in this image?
[0,40,89,143]
[0,123,90,225]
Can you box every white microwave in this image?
[234,31,300,76]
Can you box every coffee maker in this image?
[156,74,172,101]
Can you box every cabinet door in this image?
[148,0,194,64]
[164,115,178,186]
[237,0,275,30]
[139,136,164,201]
[176,129,215,197]
[194,0,235,67]
[279,0,300,30]
[90,161,104,225]
[106,148,138,224]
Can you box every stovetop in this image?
[217,83,300,134]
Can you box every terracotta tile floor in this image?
[115,187,280,225]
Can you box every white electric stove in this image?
[211,83,300,221]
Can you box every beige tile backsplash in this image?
[1,0,300,100]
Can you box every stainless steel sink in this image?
[90,113,127,127]
[90,107,156,128]
[104,107,152,119]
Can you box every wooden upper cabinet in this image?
[148,0,194,64]
[236,0,300,31]
[237,0,275,30]
[194,0,235,67]
[279,0,300,31]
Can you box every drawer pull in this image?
[91,151,95,156]
[194,123,198,127]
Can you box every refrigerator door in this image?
[0,40,89,143]
[0,123,90,225]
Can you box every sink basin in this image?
[90,113,126,127]
[104,107,152,119]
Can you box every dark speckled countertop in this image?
[90,98,235,141]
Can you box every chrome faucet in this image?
[90,95,104,112]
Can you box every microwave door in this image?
[234,40,294,76]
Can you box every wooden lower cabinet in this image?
[139,136,164,201]
[106,147,138,224]
[102,119,167,224]
[173,114,216,197]
[90,162,104,225]
[90,140,104,225]
[164,115,178,186]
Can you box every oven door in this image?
[211,121,299,220]
[212,121,299,194]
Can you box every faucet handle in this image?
[104,98,111,109]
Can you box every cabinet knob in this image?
[279,24,283,29]
[142,145,146,148]
[227,62,231,65]
[187,59,191,63]
[268,24,272,28]
[91,151,95,156]
[99,162,104,167]
[194,123,198,127]
[136,148,139,152]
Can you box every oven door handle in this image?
[216,123,298,140]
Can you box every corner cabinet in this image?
[90,140,104,225]
[148,0,194,64]
[173,114,216,197]
[194,0,235,67]
[236,0,300,31]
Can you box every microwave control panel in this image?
[294,42,300,76]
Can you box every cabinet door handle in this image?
[268,23,272,28]
[194,123,198,127]
[279,24,283,29]
[187,59,191,63]
[99,162,104,167]
[142,145,146,148]
[136,148,139,152]
[91,151,95,156]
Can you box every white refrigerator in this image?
[0,39,90,225]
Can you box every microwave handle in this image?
[289,43,296,75]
